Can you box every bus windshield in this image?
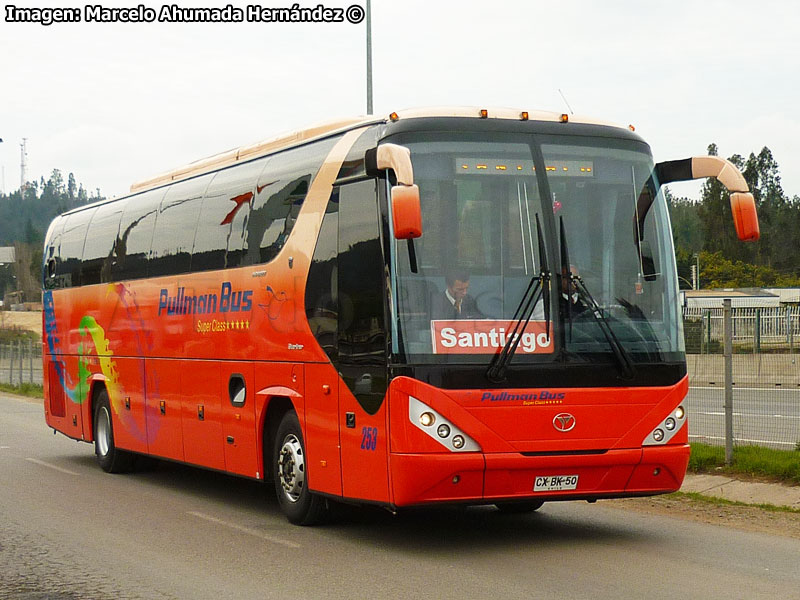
[387,131,684,368]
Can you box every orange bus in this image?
[42,107,758,524]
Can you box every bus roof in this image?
[129,106,627,194]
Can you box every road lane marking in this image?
[25,457,80,476]
[187,511,301,549]
[693,411,800,420]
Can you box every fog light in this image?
[452,435,465,449]
[675,406,685,420]
[437,424,451,438]
[665,417,676,431]
[419,412,435,427]
[652,428,664,442]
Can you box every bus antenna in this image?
[558,89,574,115]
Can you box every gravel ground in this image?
[605,494,800,540]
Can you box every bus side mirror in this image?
[391,185,422,239]
[366,143,423,239]
[730,192,759,242]
[654,156,760,242]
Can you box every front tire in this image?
[93,389,134,473]
[273,411,328,525]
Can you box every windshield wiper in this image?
[487,214,550,383]
[559,217,636,380]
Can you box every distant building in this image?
[764,288,800,306]
[0,247,15,265]
[680,288,780,310]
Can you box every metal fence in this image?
[683,305,800,451]
[0,341,42,386]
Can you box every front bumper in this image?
[389,444,690,506]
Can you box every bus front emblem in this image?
[553,413,576,432]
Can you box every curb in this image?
[681,473,800,510]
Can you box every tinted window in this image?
[337,180,386,414]
[150,175,213,278]
[43,217,66,289]
[305,189,339,361]
[191,158,267,272]
[243,138,337,266]
[81,199,127,286]
[112,188,164,282]
[56,208,96,288]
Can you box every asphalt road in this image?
[2,394,800,600]
[687,386,800,448]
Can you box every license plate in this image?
[534,475,579,491]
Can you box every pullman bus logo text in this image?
[158,282,253,316]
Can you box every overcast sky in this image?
[2,0,799,201]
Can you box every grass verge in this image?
[0,382,43,399]
[669,490,800,514]
[689,442,800,485]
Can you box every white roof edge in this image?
[129,106,629,195]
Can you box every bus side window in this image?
[150,175,213,278]
[305,188,339,362]
[244,138,337,266]
[57,208,97,288]
[337,179,386,415]
[112,189,164,282]
[81,200,127,286]
[191,157,268,273]
[43,218,66,290]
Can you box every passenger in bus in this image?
[431,270,484,320]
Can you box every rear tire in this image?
[273,411,328,525]
[495,500,545,513]
[93,389,134,473]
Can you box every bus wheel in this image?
[93,389,134,473]
[495,500,545,514]
[273,411,328,525]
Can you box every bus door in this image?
[336,180,389,503]
[304,180,389,503]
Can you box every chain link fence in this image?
[0,341,43,387]
[684,306,800,450]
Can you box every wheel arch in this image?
[258,394,300,482]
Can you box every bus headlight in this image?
[419,412,435,427]
[408,396,480,452]
[643,403,687,445]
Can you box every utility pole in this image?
[20,138,28,196]
[366,0,373,115]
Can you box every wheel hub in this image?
[278,434,305,503]
[96,406,111,457]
